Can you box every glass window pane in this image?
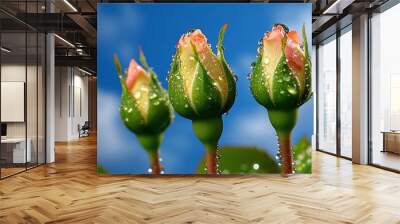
[371,4,400,171]
[1,30,27,177]
[38,33,45,165]
[339,28,352,158]
[27,31,38,169]
[318,36,337,154]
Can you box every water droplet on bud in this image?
[150,93,157,99]
[288,87,297,95]
[134,91,141,99]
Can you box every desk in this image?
[1,138,31,163]
[382,131,400,154]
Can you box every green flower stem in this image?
[137,134,163,174]
[277,132,293,176]
[205,144,218,174]
[267,109,298,176]
[148,150,161,175]
[192,116,223,175]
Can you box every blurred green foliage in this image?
[293,136,312,173]
[196,136,312,174]
[97,165,109,174]
[197,146,280,174]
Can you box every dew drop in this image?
[150,93,157,99]
[287,87,297,95]
[252,163,260,170]
[134,91,141,99]
[284,76,290,81]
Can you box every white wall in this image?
[54,67,89,141]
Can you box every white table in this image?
[1,138,31,163]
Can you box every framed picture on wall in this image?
[97,3,313,175]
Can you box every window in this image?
[370,3,400,171]
[317,35,337,154]
[339,27,352,158]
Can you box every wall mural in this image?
[97,3,313,175]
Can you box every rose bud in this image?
[250,24,312,176]
[168,24,236,174]
[114,50,173,174]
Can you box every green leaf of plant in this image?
[197,146,280,174]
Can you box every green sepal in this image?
[114,54,147,134]
[146,83,173,135]
[217,24,236,114]
[190,42,222,118]
[250,45,274,109]
[113,54,126,87]
[119,85,147,134]
[271,36,301,110]
[217,24,228,58]
[168,51,198,120]
[140,51,173,134]
[300,24,313,106]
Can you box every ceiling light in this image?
[78,67,92,76]
[1,47,11,53]
[54,34,75,48]
[63,0,78,12]
[322,0,354,15]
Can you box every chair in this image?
[78,121,90,138]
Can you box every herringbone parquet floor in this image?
[0,135,400,224]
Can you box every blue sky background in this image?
[97,3,313,174]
